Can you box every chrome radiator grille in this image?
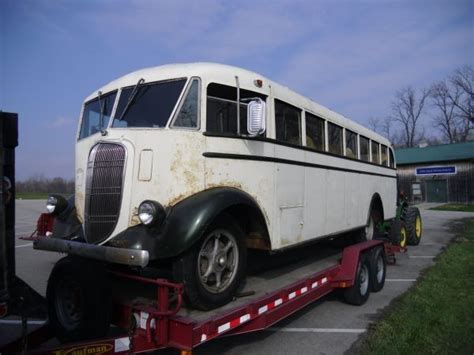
[84,143,125,244]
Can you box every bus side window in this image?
[381,145,388,166]
[328,122,343,155]
[305,112,325,151]
[360,136,369,162]
[389,148,395,168]
[345,129,357,158]
[371,141,380,164]
[206,83,266,136]
[275,99,302,145]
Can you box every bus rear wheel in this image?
[173,215,247,310]
[357,208,383,242]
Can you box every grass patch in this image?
[430,203,474,212]
[16,192,50,200]
[358,219,474,354]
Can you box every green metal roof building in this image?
[395,141,474,203]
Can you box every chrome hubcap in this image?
[376,256,384,283]
[198,230,239,294]
[359,264,369,295]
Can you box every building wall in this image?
[397,160,474,203]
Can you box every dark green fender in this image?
[107,187,267,260]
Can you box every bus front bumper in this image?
[33,237,149,268]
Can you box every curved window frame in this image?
[169,77,202,131]
[77,89,118,141]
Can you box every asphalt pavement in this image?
[1,200,473,354]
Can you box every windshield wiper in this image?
[117,78,145,120]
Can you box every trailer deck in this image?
[1,236,385,354]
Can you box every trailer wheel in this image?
[173,215,247,310]
[344,254,371,305]
[47,256,111,342]
[405,207,422,245]
[369,247,386,292]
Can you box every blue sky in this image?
[1,0,473,180]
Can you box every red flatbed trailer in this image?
[2,232,393,355]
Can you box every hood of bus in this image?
[75,129,205,244]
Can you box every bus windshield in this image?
[113,79,186,128]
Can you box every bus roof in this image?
[85,62,391,146]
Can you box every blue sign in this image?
[415,166,456,175]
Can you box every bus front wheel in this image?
[173,215,247,310]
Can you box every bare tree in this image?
[368,116,399,144]
[16,176,74,194]
[390,86,430,147]
[451,65,473,124]
[430,80,469,142]
[367,117,380,132]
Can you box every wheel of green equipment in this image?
[405,207,422,245]
[399,223,407,248]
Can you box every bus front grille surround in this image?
[84,142,126,244]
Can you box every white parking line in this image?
[15,243,33,248]
[386,279,417,282]
[268,327,366,334]
[0,319,46,325]
[409,255,435,259]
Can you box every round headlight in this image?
[46,195,58,214]
[138,200,165,227]
[46,194,68,216]
[138,201,156,225]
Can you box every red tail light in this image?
[36,213,55,236]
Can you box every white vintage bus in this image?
[41,63,397,313]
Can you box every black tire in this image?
[344,254,371,305]
[47,256,111,342]
[405,207,422,245]
[369,247,386,292]
[388,218,408,248]
[172,215,247,310]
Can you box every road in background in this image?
[3,201,474,354]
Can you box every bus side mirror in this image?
[247,99,266,136]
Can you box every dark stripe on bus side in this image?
[203,152,397,179]
[203,131,397,171]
